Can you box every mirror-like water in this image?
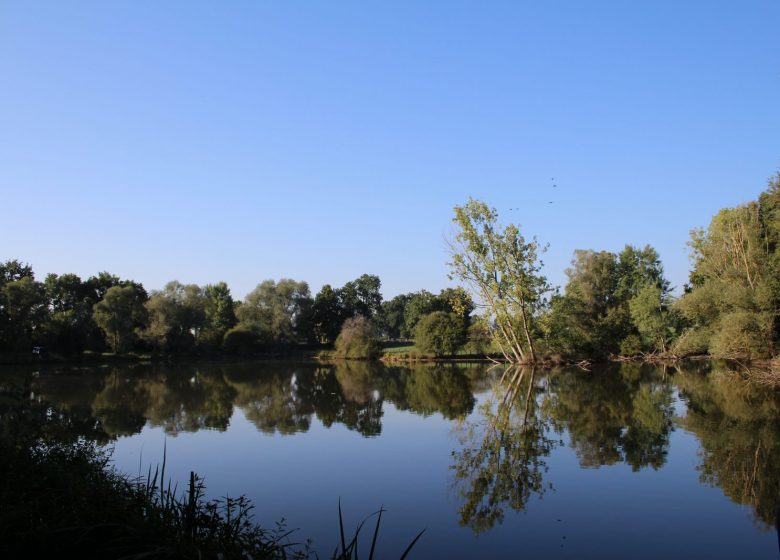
[8,360,780,558]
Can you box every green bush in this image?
[414,312,466,357]
[335,316,380,359]
[709,311,773,359]
[465,320,492,355]
[672,327,712,357]
[222,326,260,355]
[619,334,643,357]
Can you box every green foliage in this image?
[141,281,207,353]
[675,175,780,358]
[379,294,411,339]
[449,199,549,363]
[313,284,342,344]
[619,334,643,357]
[92,285,148,353]
[340,274,383,320]
[223,325,262,355]
[42,273,97,354]
[628,284,678,353]
[465,318,492,356]
[335,316,381,359]
[403,290,440,337]
[237,279,313,345]
[312,276,384,344]
[544,245,672,358]
[201,282,237,349]
[0,275,48,352]
[413,312,467,357]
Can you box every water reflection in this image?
[543,363,674,470]
[674,363,780,528]
[13,360,780,535]
[451,367,555,533]
[449,362,780,535]
[28,361,481,439]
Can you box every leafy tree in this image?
[201,282,237,349]
[0,259,34,284]
[236,279,313,345]
[675,177,780,358]
[628,284,677,353]
[465,317,492,355]
[86,271,123,301]
[0,276,48,352]
[141,281,206,353]
[312,284,342,343]
[448,199,549,363]
[222,325,260,355]
[403,290,440,337]
[339,274,383,320]
[311,275,383,344]
[414,311,467,357]
[545,245,671,358]
[334,315,380,359]
[379,293,411,339]
[42,273,97,354]
[92,285,148,353]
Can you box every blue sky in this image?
[1,1,778,299]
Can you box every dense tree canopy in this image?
[544,245,675,358]
[675,173,780,359]
[236,279,313,345]
[92,285,148,353]
[414,311,467,357]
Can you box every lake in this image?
[19,360,780,558]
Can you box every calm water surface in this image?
[22,361,780,558]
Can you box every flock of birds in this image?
[508,177,557,212]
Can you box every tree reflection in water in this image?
[451,367,555,533]
[543,363,674,471]
[27,361,479,440]
[20,360,780,533]
[674,362,780,528]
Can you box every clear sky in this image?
[1,1,778,300]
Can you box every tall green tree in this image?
[403,290,441,337]
[339,274,383,320]
[92,285,148,353]
[201,282,237,349]
[676,175,779,359]
[449,199,549,363]
[0,276,48,352]
[312,284,342,343]
[379,293,411,339]
[545,245,671,358]
[141,281,206,353]
[237,279,313,344]
[414,311,467,357]
[42,273,97,354]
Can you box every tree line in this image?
[2,171,778,362]
[449,171,780,362]
[0,262,477,359]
